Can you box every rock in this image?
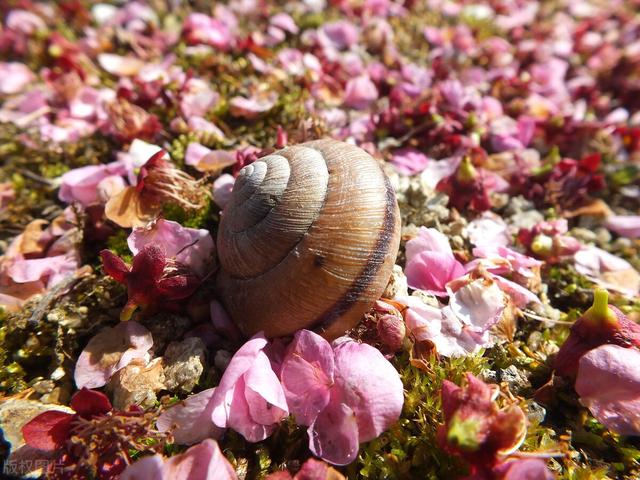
[109,358,164,410]
[526,400,547,424]
[498,365,531,393]
[162,338,206,393]
[141,312,193,353]
[509,210,544,230]
[383,264,408,298]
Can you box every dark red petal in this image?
[440,380,461,421]
[22,411,74,451]
[579,153,601,172]
[100,250,130,283]
[156,274,201,300]
[71,388,112,418]
[131,244,166,280]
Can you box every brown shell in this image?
[215,139,401,339]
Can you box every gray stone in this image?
[498,365,531,393]
[110,358,165,410]
[162,337,207,393]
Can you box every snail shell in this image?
[215,139,401,339]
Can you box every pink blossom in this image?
[229,92,277,119]
[0,62,36,95]
[468,246,542,280]
[127,219,215,277]
[185,143,235,173]
[605,215,640,239]
[270,13,299,35]
[213,174,236,209]
[490,115,536,152]
[97,53,145,77]
[390,148,430,175]
[318,21,359,52]
[343,75,378,110]
[180,78,219,118]
[209,333,288,442]
[280,330,403,465]
[575,344,640,436]
[183,13,234,51]
[0,89,49,127]
[74,321,153,389]
[7,253,78,288]
[121,439,237,480]
[185,117,226,138]
[574,246,640,297]
[157,388,223,445]
[399,277,505,357]
[58,162,127,207]
[6,10,46,34]
[466,213,510,248]
[404,227,465,296]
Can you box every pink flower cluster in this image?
[155,330,404,466]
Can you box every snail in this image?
[215,139,401,339]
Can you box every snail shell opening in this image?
[215,139,401,339]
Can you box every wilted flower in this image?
[555,289,640,378]
[22,388,169,479]
[438,374,528,476]
[517,219,581,263]
[436,156,509,212]
[280,330,403,465]
[100,244,201,320]
[127,219,215,277]
[105,151,209,228]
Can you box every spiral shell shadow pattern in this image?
[216,139,401,339]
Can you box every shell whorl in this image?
[216,139,401,339]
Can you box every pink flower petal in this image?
[227,375,276,442]
[74,321,153,389]
[210,333,287,441]
[157,388,222,445]
[164,439,237,480]
[213,174,236,209]
[308,391,359,465]
[0,62,36,95]
[120,454,165,480]
[343,75,378,110]
[333,339,403,443]
[447,279,505,332]
[280,330,335,425]
[405,251,465,296]
[405,227,454,262]
[576,344,640,435]
[98,53,145,76]
[243,352,289,425]
[390,148,430,176]
[606,215,640,239]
